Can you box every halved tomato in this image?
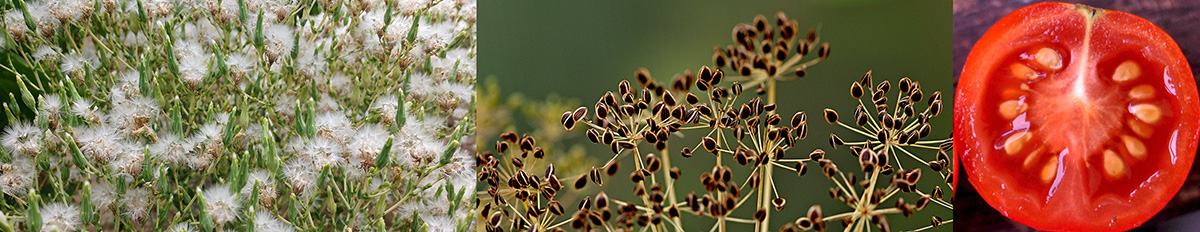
[954,2,1199,231]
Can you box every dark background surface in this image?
[952,0,1200,231]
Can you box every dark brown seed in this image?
[646,154,661,173]
[586,129,600,143]
[520,136,535,151]
[851,81,864,99]
[899,77,912,93]
[810,149,825,160]
[590,166,603,186]
[488,211,502,226]
[713,52,726,68]
[796,124,808,139]
[496,141,509,154]
[775,46,788,61]
[796,217,813,230]
[532,147,545,159]
[796,162,808,176]
[669,167,681,180]
[930,100,943,117]
[618,141,636,149]
[574,175,587,189]
[808,205,824,222]
[681,147,693,158]
[603,160,619,177]
[754,208,767,222]
[511,157,524,169]
[790,112,806,128]
[794,65,807,77]
[635,69,651,87]
[711,69,724,86]
[702,137,718,152]
[877,80,891,94]
[829,133,844,147]
[823,109,838,124]
[548,201,565,215]
[602,130,614,145]
[929,160,944,172]
[685,93,700,105]
[579,196,592,211]
[630,169,645,183]
[619,80,632,96]
[818,43,830,58]
[661,91,677,107]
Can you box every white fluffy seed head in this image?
[203,185,241,225]
[263,22,295,61]
[40,202,80,232]
[33,45,60,62]
[122,187,151,220]
[39,94,63,116]
[89,181,117,210]
[2,122,43,156]
[166,223,195,232]
[60,52,96,77]
[0,157,34,196]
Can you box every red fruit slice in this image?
[954,2,1199,231]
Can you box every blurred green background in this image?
[479,0,952,231]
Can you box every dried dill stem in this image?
[478,11,953,232]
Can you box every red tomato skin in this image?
[954,2,1199,231]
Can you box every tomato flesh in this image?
[955,2,1198,231]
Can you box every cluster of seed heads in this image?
[477,11,953,232]
[0,0,477,231]
[791,70,953,232]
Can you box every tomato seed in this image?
[999,100,1027,119]
[1041,155,1058,184]
[1126,119,1153,138]
[1034,47,1062,70]
[1002,130,1031,156]
[1128,85,1155,100]
[1010,63,1040,81]
[1112,60,1141,82]
[1102,149,1127,180]
[1121,135,1147,160]
[1130,104,1162,124]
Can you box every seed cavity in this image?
[998,100,1027,120]
[1041,155,1058,184]
[1102,149,1126,180]
[1112,60,1140,82]
[1010,63,1040,81]
[1034,47,1062,70]
[1126,119,1153,139]
[1001,130,1031,156]
[1130,104,1162,124]
[1121,135,1147,160]
[1128,85,1155,100]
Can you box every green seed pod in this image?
[439,140,461,166]
[81,181,95,225]
[15,0,36,37]
[406,13,420,44]
[15,75,36,110]
[375,135,394,168]
[197,187,215,232]
[26,189,40,232]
